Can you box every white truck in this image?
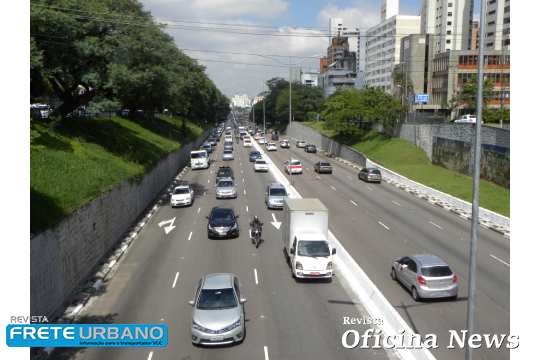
[283,198,336,281]
[190,150,209,169]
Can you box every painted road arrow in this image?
[158,217,176,234]
[270,213,282,230]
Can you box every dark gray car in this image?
[189,273,246,345]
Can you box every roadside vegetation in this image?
[30,1,230,233]
[31,116,204,234]
[306,122,510,216]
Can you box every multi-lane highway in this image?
[57,125,392,360]
[54,120,509,360]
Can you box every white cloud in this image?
[317,2,380,30]
[192,0,288,18]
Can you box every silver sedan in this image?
[189,273,246,346]
[391,254,458,301]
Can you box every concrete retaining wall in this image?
[397,123,510,187]
[30,130,209,318]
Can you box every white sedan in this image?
[254,159,269,172]
[170,184,194,207]
[257,137,266,144]
[266,142,277,151]
[243,139,252,147]
[284,159,303,174]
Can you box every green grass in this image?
[304,121,509,217]
[31,116,204,233]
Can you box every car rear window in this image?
[224,150,232,154]
[256,160,266,164]
[319,162,330,166]
[270,188,286,196]
[290,161,301,165]
[368,169,381,174]
[218,180,234,187]
[174,188,189,194]
[421,266,452,277]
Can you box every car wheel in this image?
[412,287,421,302]
[391,268,397,280]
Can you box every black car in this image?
[249,151,262,162]
[207,207,239,239]
[314,161,333,174]
[202,143,213,154]
[207,137,218,146]
[271,131,279,141]
[304,144,317,153]
[216,166,234,184]
[358,168,382,183]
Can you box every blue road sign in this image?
[415,94,429,104]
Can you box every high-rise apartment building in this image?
[485,0,510,50]
[420,0,473,54]
[364,4,420,92]
[470,20,479,50]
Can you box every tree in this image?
[449,75,494,117]
[321,87,404,138]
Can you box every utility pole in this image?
[405,60,409,123]
[289,56,292,127]
[465,0,486,359]
[263,96,266,134]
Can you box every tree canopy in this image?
[30,0,230,122]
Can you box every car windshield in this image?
[218,181,234,187]
[224,150,232,154]
[191,152,206,159]
[297,241,330,257]
[368,169,381,174]
[197,288,237,310]
[269,188,286,196]
[174,188,190,194]
[212,209,234,222]
[421,266,452,277]
[319,162,330,166]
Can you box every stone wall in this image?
[397,123,509,187]
[31,130,209,318]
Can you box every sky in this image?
[139,0,478,98]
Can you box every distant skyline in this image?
[141,0,481,97]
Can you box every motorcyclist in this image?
[249,216,263,244]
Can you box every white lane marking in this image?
[246,205,249,213]
[188,231,193,241]
[367,186,373,191]
[429,221,443,230]
[241,169,244,174]
[243,189,247,195]
[204,191,207,196]
[264,346,269,360]
[392,200,401,206]
[242,178,245,183]
[207,179,210,184]
[490,254,510,267]
[378,221,390,231]
[147,351,153,360]
[271,213,277,222]
[350,200,358,207]
[254,268,259,285]
[330,185,337,191]
[197,207,201,214]
[171,272,180,288]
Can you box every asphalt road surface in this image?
[263,135,510,360]
[54,132,393,360]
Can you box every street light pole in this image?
[289,56,292,127]
[263,96,266,134]
[465,0,486,359]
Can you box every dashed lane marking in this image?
[330,185,337,191]
[350,200,358,207]
[490,254,510,267]
[264,346,269,360]
[378,221,390,231]
[392,200,401,206]
[429,221,443,230]
[188,231,193,241]
[254,268,259,285]
[171,272,180,288]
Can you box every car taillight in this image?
[452,274,458,283]
[416,275,426,285]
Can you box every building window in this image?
[448,2,453,7]
[447,30,452,35]
[446,39,451,44]
[447,21,452,25]
[447,12,452,17]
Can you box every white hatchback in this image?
[284,159,303,174]
[254,159,269,172]
[170,184,194,207]
[243,138,252,147]
[266,142,277,151]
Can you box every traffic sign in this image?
[415,94,429,104]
